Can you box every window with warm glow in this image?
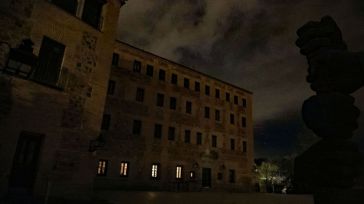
[97,160,108,176]
[120,162,129,177]
[151,164,159,178]
[189,171,195,179]
[176,165,183,179]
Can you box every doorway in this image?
[202,168,211,188]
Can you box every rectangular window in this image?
[146,65,154,77]
[168,127,175,141]
[196,132,202,145]
[204,107,210,118]
[151,164,160,179]
[230,139,235,150]
[215,89,220,99]
[170,97,177,110]
[101,114,111,130]
[195,81,200,92]
[186,101,192,114]
[242,117,247,127]
[229,169,235,183]
[184,78,190,89]
[154,124,162,139]
[176,165,183,179]
[189,171,196,179]
[156,93,164,107]
[136,87,145,102]
[171,73,178,84]
[97,160,108,176]
[243,141,247,153]
[51,0,78,15]
[82,0,105,29]
[132,120,142,135]
[184,130,191,143]
[212,135,217,148]
[159,69,166,81]
[226,92,230,102]
[120,162,129,177]
[112,53,119,66]
[107,80,116,95]
[133,60,141,73]
[215,109,220,121]
[230,114,235,125]
[234,95,238,105]
[243,98,247,107]
[205,85,210,96]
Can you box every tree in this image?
[257,161,283,193]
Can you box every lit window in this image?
[120,162,129,177]
[151,164,159,178]
[176,165,183,179]
[97,160,108,176]
[189,171,195,179]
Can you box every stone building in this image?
[0,0,126,201]
[93,41,254,192]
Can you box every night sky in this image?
[117,0,364,158]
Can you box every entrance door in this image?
[202,168,211,188]
[8,132,43,193]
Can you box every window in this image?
[195,82,200,92]
[184,130,191,143]
[243,98,247,107]
[132,120,142,135]
[159,69,166,81]
[112,53,119,66]
[234,95,238,105]
[156,93,164,107]
[205,85,210,96]
[230,139,235,150]
[170,97,177,110]
[215,109,220,121]
[120,162,129,177]
[82,0,105,29]
[242,117,247,127]
[212,135,217,148]
[171,73,178,84]
[230,114,235,125]
[154,124,162,139]
[226,92,230,102]
[215,89,220,99]
[133,60,141,73]
[184,78,190,89]
[51,0,78,15]
[101,114,111,130]
[151,164,160,179]
[146,65,154,77]
[189,171,196,179]
[243,141,247,153]
[168,127,175,141]
[229,169,235,183]
[217,172,223,180]
[97,160,108,176]
[204,107,210,118]
[176,166,183,179]
[196,132,202,145]
[136,87,145,102]
[107,80,116,95]
[186,101,192,114]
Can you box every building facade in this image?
[93,41,254,192]
[0,0,125,200]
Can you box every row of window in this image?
[97,160,236,183]
[111,54,248,108]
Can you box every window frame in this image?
[151,163,160,179]
[97,159,108,176]
[120,161,129,177]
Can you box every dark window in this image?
[186,101,192,114]
[217,172,223,180]
[154,124,162,139]
[133,60,141,73]
[159,69,166,81]
[215,109,220,121]
[97,160,108,176]
[170,97,177,110]
[51,0,78,15]
[184,78,190,89]
[230,139,235,150]
[171,73,178,84]
[33,37,65,86]
[196,132,202,145]
[132,120,142,135]
[101,114,110,130]
[234,95,238,105]
[184,130,191,143]
[107,80,115,95]
[243,141,247,153]
[136,88,145,102]
[151,163,160,179]
[156,93,164,107]
[230,114,235,125]
[212,135,217,148]
[112,53,119,66]
[229,170,235,183]
[226,92,230,102]
[82,0,105,29]
[168,127,175,141]
[146,65,154,77]
[120,162,129,177]
[205,85,210,96]
[242,117,246,127]
[195,81,200,92]
[243,98,247,107]
[204,107,210,118]
[215,89,220,99]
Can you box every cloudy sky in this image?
[117,0,364,158]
